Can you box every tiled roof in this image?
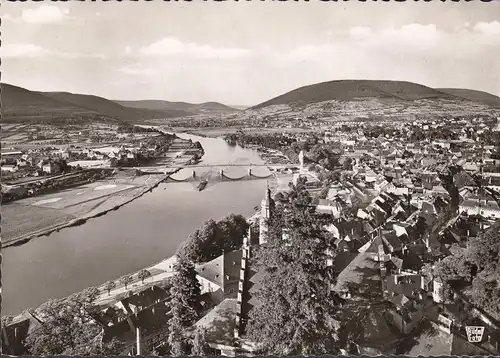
[193,298,238,345]
[341,304,401,352]
[196,250,243,288]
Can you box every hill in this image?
[0,83,192,123]
[115,100,238,114]
[251,80,462,110]
[39,92,191,122]
[436,88,500,108]
[1,83,101,122]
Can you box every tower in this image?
[299,150,305,173]
[432,277,445,304]
[259,186,273,245]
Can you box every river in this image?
[3,133,271,315]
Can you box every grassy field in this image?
[2,174,166,246]
[2,203,77,243]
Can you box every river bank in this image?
[3,132,271,315]
[176,126,312,138]
[2,171,178,248]
[2,137,202,248]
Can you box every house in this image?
[339,304,401,355]
[405,319,493,356]
[459,191,500,219]
[100,284,173,353]
[42,162,61,174]
[1,310,43,355]
[189,298,257,356]
[195,250,243,306]
[454,171,477,189]
[1,164,19,173]
[1,151,23,165]
[316,198,345,219]
[386,293,425,334]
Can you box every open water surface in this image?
[3,133,270,315]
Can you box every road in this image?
[95,256,178,306]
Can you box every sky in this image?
[1,1,500,106]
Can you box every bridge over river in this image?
[164,167,277,183]
[132,163,298,180]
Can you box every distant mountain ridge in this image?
[39,92,191,122]
[251,80,500,110]
[115,100,239,114]
[436,88,500,108]
[3,80,499,124]
[0,83,231,123]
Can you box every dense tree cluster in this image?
[433,220,500,319]
[477,131,500,146]
[177,213,250,263]
[225,131,298,151]
[364,126,402,139]
[116,124,161,134]
[409,126,459,141]
[246,180,340,355]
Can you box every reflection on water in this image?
[3,133,269,315]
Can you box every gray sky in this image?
[2,1,499,106]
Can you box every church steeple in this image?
[259,185,274,245]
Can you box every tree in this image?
[318,185,330,200]
[120,275,133,290]
[105,281,116,296]
[25,287,122,356]
[138,269,152,284]
[1,315,14,329]
[434,250,473,282]
[170,255,202,326]
[467,220,500,276]
[168,255,202,356]
[191,328,210,356]
[168,324,188,356]
[177,215,249,264]
[246,183,340,355]
[466,221,500,319]
[471,277,500,320]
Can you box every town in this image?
[3,109,500,356]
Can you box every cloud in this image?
[139,37,251,59]
[348,26,372,38]
[272,22,499,90]
[0,44,50,58]
[473,21,500,36]
[117,66,156,76]
[285,22,499,65]
[5,5,73,24]
[0,43,105,59]
[124,46,132,55]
